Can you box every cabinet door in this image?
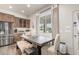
[17,18,19,27]
[1,14,5,21]
[14,18,19,27]
[0,13,3,20]
[24,20,26,27]
[26,20,30,28]
[10,15,14,22]
[3,14,9,22]
[19,19,22,27]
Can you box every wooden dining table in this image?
[21,35,54,55]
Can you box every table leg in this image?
[37,46,41,55]
[16,45,19,49]
[52,39,55,45]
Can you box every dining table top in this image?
[21,35,53,46]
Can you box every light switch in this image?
[65,26,71,32]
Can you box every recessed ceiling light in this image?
[27,4,31,8]
[9,6,13,9]
[21,10,24,13]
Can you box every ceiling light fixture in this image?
[27,4,31,8]
[9,6,13,9]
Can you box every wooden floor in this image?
[0,44,52,55]
[0,44,17,55]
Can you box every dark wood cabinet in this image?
[0,12,30,28]
[24,20,26,27]
[19,19,22,27]
[0,12,15,22]
[14,17,30,28]
[26,20,30,28]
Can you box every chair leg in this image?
[16,45,19,49]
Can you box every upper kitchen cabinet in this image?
[19,18,23,27]
[0,12,15,22]
[14,17,30,28]
[26,20,30,28]
[14,17,19,28]
[0,12,30,28]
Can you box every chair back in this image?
[54,34,60,50]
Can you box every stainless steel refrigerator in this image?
[0,22,13,46]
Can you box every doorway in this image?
[73,11,79,54]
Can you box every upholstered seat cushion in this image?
[48,46,57,55]
[17,41,33,54]
[47,34,60,55]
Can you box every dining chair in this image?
[17,40,33,54]
[47,34,60,55]
[17,34,33,54]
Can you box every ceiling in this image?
[0,4,51,17]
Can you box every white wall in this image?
[59,4,79,54]
[29,14,37,35]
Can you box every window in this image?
[40,16,45,33]
[39,14,52,33]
